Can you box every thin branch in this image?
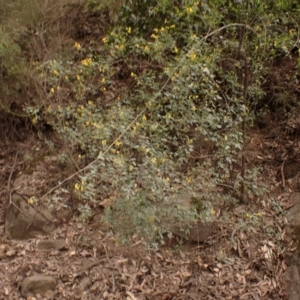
[8,150,19,205]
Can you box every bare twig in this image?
[7,150,19,205]
[217,183,243,198]
[281,160,286,190]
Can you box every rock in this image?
[284,162,300,180]
[38,240,66,250]
[287,193,300,226]
[285,192,300,300]
[5,193,56,239]
[291,173,300,192]
[80,276,92,291]
[161,192,212,243]
[167,221,212,242]
[21,275,56,297]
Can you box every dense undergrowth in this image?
[1,0,300,247]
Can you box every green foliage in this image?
[0,28,30,112]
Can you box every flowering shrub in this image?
[39,0,300,246]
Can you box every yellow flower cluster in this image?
[186,7,193,14]
[186,1,199,14]
[114,44,125,51]
[74,181,85,192]
[74,42,82,50]
[81,57,93,67]
[151,24,176,40]
[115,141,122,147]
[151,157,157,164]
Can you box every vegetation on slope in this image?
[1,0,300,247]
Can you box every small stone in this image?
[80,276,92,291]
[38,240,66,250]
[21,275,56,297]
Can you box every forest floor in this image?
[0,113,298,299]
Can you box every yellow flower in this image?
[189,52,197,61]
[74,42,81,50]
[102,36,108,43]
[77,74,81,81]
[101,77,106,83]
[142,115,147,121]
[50,87,55,94]
[186,177,192,183]
[144,45,150,53]
[102,140,107,146]
[186,7,193,14]
[151,157,157,164]
[151,34,158,39]
[53,70,59,76]
[126,27,132,34]
[81,58,93,67]
[32,116,38,124]
[115,141,122,147]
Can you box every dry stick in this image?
[41,23,256,199]
[281,160,286,190]
[7,150,19,204]
[241,57,249,204]
[237,22,250,204]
